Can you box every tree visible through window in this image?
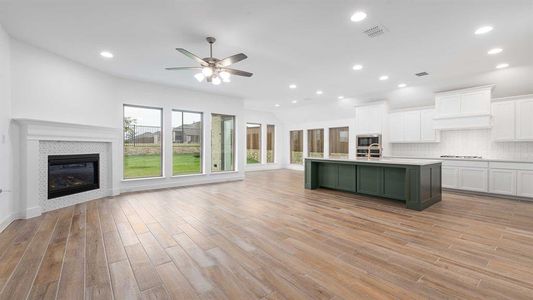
[267,125,275,163]
[329,127,349,159]
[123,105,163,179]
[246,123,261,164]
[290,130,303,164]
[308,128,324,158]
[172,110,202,175]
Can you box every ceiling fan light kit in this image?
[166,36,253,85]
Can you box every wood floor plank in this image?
[109,259,141,299]
[56,204,86,300]
[156,262,199,300]
[0,216,42,291]
[124,243,162,291]
[0,210,60,299]
[85,201,113,299]
[138,232,171,266]
[27,206,74,300]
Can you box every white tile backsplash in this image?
[391,129,533,161]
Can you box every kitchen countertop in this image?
[386,156,533,164]
[305,157,443,166]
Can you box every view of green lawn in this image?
[247,157,260,164]
[124,153,201,178]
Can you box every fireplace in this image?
[48,154,100,199]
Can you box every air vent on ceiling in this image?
[415,72,429,77]
[363,24,388,38]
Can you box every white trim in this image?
[0,213,19,233]
[120,175,244,193]
[435,84,495,96]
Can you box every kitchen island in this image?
[305,157,442,211]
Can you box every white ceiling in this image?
[1,0,532,112]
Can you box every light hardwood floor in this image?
[1,169,533,299]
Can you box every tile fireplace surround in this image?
[14,119,121,218]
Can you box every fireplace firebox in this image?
[48,154,100,199]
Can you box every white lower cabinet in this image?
[442,167,460,189]
[517,171,533,198]
[459,168,488,192]
[489,169,517,195]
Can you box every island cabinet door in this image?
[357,165,383,196]
[318,163,338,189]
[337,164,356,192]
[382,167,407,200]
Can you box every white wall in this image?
[391,129,533,161]
[10,39,246,198]
[0,24,16,231]
[243,109,284,171]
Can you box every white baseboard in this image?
[0,213,19,233]
[23,206,42,218]
[244,163,282,172]
[285,164,304,171]
[120,175,245,194]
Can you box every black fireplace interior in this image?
[48,154,100,199]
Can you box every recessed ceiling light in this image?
[398,83,407,88]
[350,11,367,22]
[316,90,323,95]
[274,104,280,107]
[100,51,114,58]
[496,63,509,69]
[352,64,363,70]
[379,75,389,81]
[475,26,493,35]
[338,96,344,99]
[289,84,297,89]
[488,48,503,55]
[291,100,298,104]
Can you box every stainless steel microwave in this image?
[356,134,382,148]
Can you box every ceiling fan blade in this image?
[222,68,253,77]
[175,48,209,66]
[217,53,248,67]
[165,67,202,71]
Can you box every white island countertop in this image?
[305,157,443,166]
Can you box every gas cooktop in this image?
[440,155,483,159]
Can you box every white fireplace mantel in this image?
[14,118,122,218]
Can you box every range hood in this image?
[433,85,494,130]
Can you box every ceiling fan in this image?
[166,37,253,85]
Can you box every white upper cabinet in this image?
[403,111,421,141]
[516,99,533,140]
[491,101,516,141]
[434,85,493,130]
[388,112,404,142]
[388,109,439,143]
[420,109,438,142]
[436,95,461,116]
[355,103,386,134]
[461,91,491,115]
[491,97,533,142]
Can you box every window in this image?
[329,127,349,159]
[123,105,163,179]
[172,110,202,175]
[211,114,235,172]
[246,123,261,164]
[290,130,303,164]
[308,128,324,158]
[267,125,275,163]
